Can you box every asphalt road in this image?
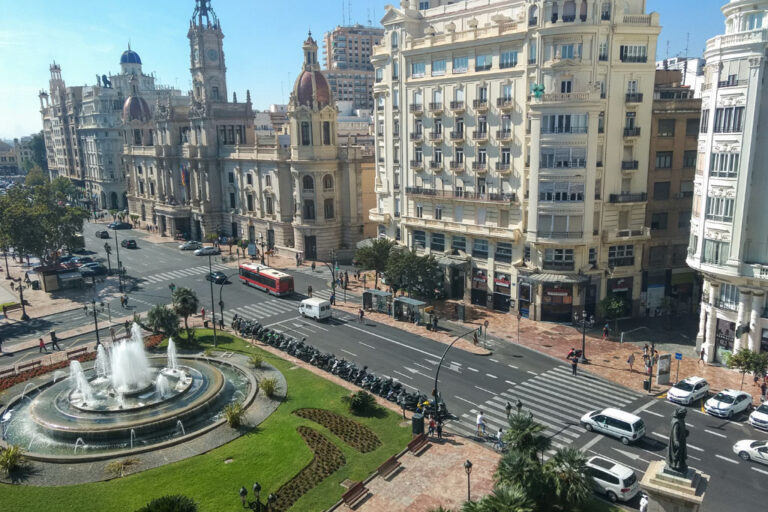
[2,220,766,511]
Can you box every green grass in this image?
[1,331,412,512]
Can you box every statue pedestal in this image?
[640,460,709,512]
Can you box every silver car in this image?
[194,246,220,256]
[179,241,203,251]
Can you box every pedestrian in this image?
[428,416,436,437]
[311,261,316,272]
[123,295,129,308]
[359,308,364,323]
[571,356,579,376]
[516,398,523,414]
[495,428,504,451]
[602,323,609,340]
[436,419,443,440]
[506,401,513,419]
[699,347,706,365]
[627,353,635,373]
[50,332,61,351]
[307,285,313,298]
[84,304,89,316]
[329,292,335,305]
[476,410,486,436]
[643,344,649,357]
[110,326,116,342]
[200,307,206,322]
[124,319,130,333]
[219,316,224,330]
[432,315,438,331]
[295,253,300,267]
[39,337,48,353]
[760,381,767,401]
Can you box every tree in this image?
[146,305,180,336]
[503,413,551,462]
[354,238,395,289]
[24,167,48,188]
[460,483,535,512]
[728,348,767,390]
[30,132,48,171]
[172,287,199,340]
[598,295,626,332]
[545,448,593,510]
[384,249,443,301]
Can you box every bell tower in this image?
[188,0,227,104]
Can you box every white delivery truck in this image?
[298,297,332,321]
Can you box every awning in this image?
[364,289,392,298]
[671,272,695,285]
[435,255,469,269]
[58,272,83,282]
[523,273,587,285]
[394,297,426,306]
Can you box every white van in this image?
[586,456,640,503]
[580,407,646,445]
[298,298,332,321]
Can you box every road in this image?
[2,220,766,511]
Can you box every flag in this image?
[181,165,189,187]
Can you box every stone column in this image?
[696,292,707,350]
[749,292,765,352]
[704,284,719,363]
[735,290,751,352]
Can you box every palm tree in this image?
[354,237,395,289]
[172,287,199,340]
[504,412,552,462]
[146,304,180,337]
[544,447,594,511]
[461,483,535,512]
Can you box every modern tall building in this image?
[688,0,768,361]
[323,24,383,110]
[643,70,700,317]
[372,0,659,322]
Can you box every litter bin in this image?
[643,379,650,391]
[30,281,40,290]
[204,320,209,328]
[411,413,425,435]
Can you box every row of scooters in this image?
[231,315,450,419]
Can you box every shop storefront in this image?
[607,277,634,317]
[492,272,512,312]
[671,271,696,313]
[541,284,573,323]
[715,318,736,363]
[471,268,488,307]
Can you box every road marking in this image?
[486,373,497,379]
[474,385,495,395]
[527,370,537,375]
[715,454,739,464]
[359,342,376,350]
[704,429,727,438]
[454,395,475,406]
[505,380,515,386]
[632,400,658,416]
[591,451,644,474]
[414,362,431,371]
[610,448,640,461]
[490,358,499,363]
[341,349,357,357]
[650,432,704,452]
[643,409,663,417]
[581,435,604,453]
[508,364,518,369]
[345,324,439,359]
[392,370,413,380]
[467,367,479,373]
[752,467,768,475]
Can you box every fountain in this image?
[69,361,93,403]
[109,325,152,394]
[95,345,111,379]
[176,420,185,437]
[155,374,170,399]
[167,338,179,371]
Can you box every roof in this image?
[296,70,331,108]
[680,376,706,385]
[122,96,151,123]
[522,272,587,284]
[301,297,330,306]
[394,297,426,306]
[601,408,642,423]
[587,457,634,479]
[364,289,391,297]
[120,49,142,65]
[718,389,748,396]
[239,263,291,279]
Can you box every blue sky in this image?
[0,0,727,140]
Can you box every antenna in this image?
[342,0,345,25]
[367,8,372,27]
[348,0,352,24]
[665,40,669,60]
[682,32,690,86]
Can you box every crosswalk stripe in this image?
[545,370,636,403]
[548,366,640,400]
[503,385,594,416]
[462,413,574,444]
[481,398,581,438]
[240,304,281,318]
[487,394,585,429]
[516,379,615,411]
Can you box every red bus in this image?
[239,263,294,297]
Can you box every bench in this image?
[67,347,88,360]
[2,303,21,314]
[0,367,15,378]
[341,481,369,508]
[376,455,402,479]
[407,433,428,455]
[17,360,41,372]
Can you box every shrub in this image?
[260,377,278,398]
[248,354,263,368]
[224,401,246,428]
[135,494,198,512]
[341,390,377,416]
[0,445,26,475]
[105,458,140,478]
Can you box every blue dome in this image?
[120,49,142,65]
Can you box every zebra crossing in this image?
[221,299,298,325]
[449,365,643,457]
[141,264,231,284]
[293,265,334,280]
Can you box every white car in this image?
[704,389,752,419]
[586,456,640,503]
[194,246,220,256]
[733,440,768,465]
[748,403,768,431]
[667,376,709,406]
[179,241,202,251]
[580,408,646,445]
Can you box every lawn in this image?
[0,331,413,511]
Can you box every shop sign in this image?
[546,288,569,297]
[609,278,630,293]
[494,273,511,287]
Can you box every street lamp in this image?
[267,493,277,512]
[464,459,473,502]
[104,242,112,275]
[16,278,29,321]
[92,297,101,347]
[580,310,588,364]
[3,250,10,280]
[259,233,265,265]
[218,272,239,329]
[208,254,218,348]
[113,227,124,292]
[433,327,476,419]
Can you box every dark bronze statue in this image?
[667,407,689,474]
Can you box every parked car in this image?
[80,263,107,277]
[95,230,110,239]
[299,298,332,321]
[194,246,220,256]
[586,456,640,503]
[733,440,768,465]
[580,408,646,445]
[121,239,137,249]
[72,257,94,266]
[748,403,768,430]
[107,222,132,230]
[205,271,229,284]
[705,389,752,419]
[179,241,203,251]
[58,255,76,264]
[667,376,709,406]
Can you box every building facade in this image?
[123,1,373,260]
[0,141,20,175]
[655,57,706,98]
[323,25,383,110]
[643,70,700,317]
[372,0,659,322]
[688,0,768,361]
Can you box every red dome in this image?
[122,96,151,123]
[296,70,331,108]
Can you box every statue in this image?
[666,407,689,474]
[102,75,112,88]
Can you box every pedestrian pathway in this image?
[140,264,231,284]
[449,365,643,458]
[292,265,334,280]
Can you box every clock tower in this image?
[188,0,227,104]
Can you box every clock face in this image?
[207,49,218,62]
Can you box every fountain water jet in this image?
[52,370,67,383]
[155,374,170,399]
[95,345,111,379]
[167,338,179,371]
[21,383,36,401]
[69,361,93,403]
[176,420,185,437]
[130,429,136,449]
[74,437,86,454]
[110,327,152,394]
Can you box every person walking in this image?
[699,347,706,366]
[643,344,649,357]
[200,307,206,322]
[602,323,609,340]
[307,285,313,298]
[50,332,61,351]
[329,292,335,306]
[358,308,364,323]
[494,428,504,452]
[295,253,300,267]
[566,347,576,359]
[627,353,635,373]
[428,416,436,437]
[516,399,523,414]
[476,411,487,437]
[124,319,130,334]
[436,419,443,440]
[110,326,116,342]
[39,338,48,353]
[571,356,579,376]
[84,304,89,316]
[432,315,438,331]
[505,401,513,419]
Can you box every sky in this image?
[0,0,728,140]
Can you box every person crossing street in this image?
[571,356,579,376]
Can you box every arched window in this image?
[301,121,311,146]
[303,175,314,191]
[563,1,576,22]
[323,121,331,145]
[303,199,315,220]
[580,0,588,21]
[528,5,538,25]
[323,174,334,190]
[600,1,611,20]
[391,31,398,49]
[551,2,559,23]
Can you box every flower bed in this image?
[294,408,382,453]
[272,426,346,512]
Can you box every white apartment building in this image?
[688,0,768,362]
[372,0,659,322]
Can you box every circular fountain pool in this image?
[0,325,253,459]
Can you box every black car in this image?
[107,222,132,230]
[80,263,108,277]
[121,239,137,249]
[205,271,228,284]
[95,230,110,239]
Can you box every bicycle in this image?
[493,439,507,453]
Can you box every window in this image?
[303,175,314,191]
[211,86,219,100]
[625,112,636,129]
[431,233,445,252]
[700,110,709,133]
[392,62,399,79]
[655,152,673,169]
[542,114,588,134]
[301,122,311,145]
[658,119,675,137]
[680,180,693,198]
[455,146,464,163]
[324,198,335,219]
[394,197,401,217]
[539,181,585,202]
[303,199,315,220]
[432,59,446,76]
[265,196,273,214]
[686,118,699,136]
[247,194,254,211]
[703,240,729,265]
[411,62,426,78]
[682,150,697,168]
[418,0,430,9]
[651,212,668,230]
[608,245,634,266]
[391,31,398,49]
[528,40,537,64]
[413,230,426,249]
[228,171,234,184]
[500,51,518,69]
[475,54,492,71]
[537,214,583,236]
[705,196,735,222]
[678,210,691,228]
[454,205,463,223]
[713,107,745,133]
[375,68,383,82]
[453,56,469,73]
[323,122,331,145]
[323,174,333,190]
[745,12,764,30]
[619,45,648,63]
[229,192,236,209]
[434,117,443,134]
[653,181,670,200]
[416,204,423,218]
[501,147,511,164]
[452,236,466,252]
[589,247,597,264]
[559,44,581,59]
[649,246,666,266]
[710,152,739,178]
[434,148,443,164]
[598,41,608,60]
[434,206,442,220]
[246,173,253,185]
[560,80,572,93]
[544,249,574,268]
[477,148,487,164]
[472,239,489,259]
[491,242,512,263]
[540,147,587,168]
[265,174,271,187]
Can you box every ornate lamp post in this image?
[464,459,473,502]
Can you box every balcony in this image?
[472,161,488,173]
[405,186,515,203]
[620,55,648,63]
[497,97,514,111]
[624,127,641,137]
[410,160,424,170]
[450,101,465,113]
[713,299,738,312]
[496,162,512,174]
[621,160,639,170]
[541,127,588,135]
[625,93,644,103]
[496,129,513,142]
[543,261,575,271]
[706,29,768,52]
[473,99,489,112]
[428,131,443,142]
[604,227,651,242]
[450,131,465,142]
[449,160,465,172]
[538,231,584,240]
[609,257,635,267]
[472,130,489,143]
[429,102,443,114]
[409,104,424,115]
[609,192,647,203]
[718,79,748,88]
[429,160,443,171]
[410,132,424,143]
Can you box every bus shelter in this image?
[393,297,427,325]
[362,289,392,314]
